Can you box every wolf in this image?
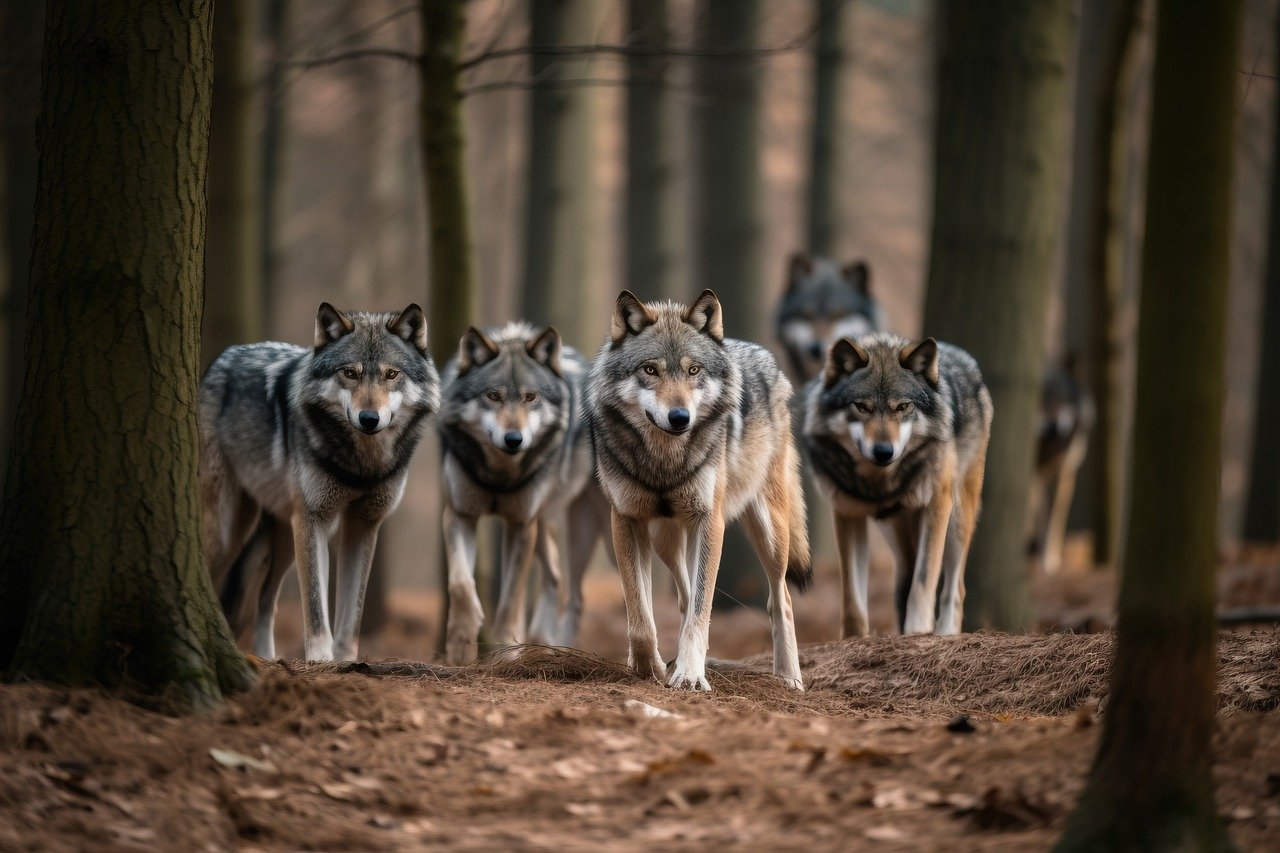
[201,303,440,661]
[437,323,607,664]
[1029,356,1094,574]
[803,332,992,637]
[587,290,812,691]
[775,253,884,381]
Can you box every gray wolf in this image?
[775,253,883,381]
[1029,356,1093,574]
[201,303,440,661]
[803,332,992,636]
[587,290,811,691]
[437,323,606,664]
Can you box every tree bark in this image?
[203,0,264,368]
[806,0,848,257]
[1056,1,1240,848]
[0,0,254,713]
[259,0,290,326]
[923,0,1072,631]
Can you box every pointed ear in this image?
[683,289,724,342]
[315,302,354,349]
[900,337,939,385]
[386,303,429,354]
[787,252,814,293]
[823,337,869,386]
[842,260,870,296]
[611,291,656,344]
[457,327,499,373]
[527,326,563,375]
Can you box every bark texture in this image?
[1057,0,1241,847]
[806,0,848,257]
[0,0,254,713]
[923,0,1072,630]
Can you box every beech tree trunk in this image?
[0,0,254,713]
[260,0,289,322]
[806,0,848,257]
[1057,1,1240,848]
[922,0,1072,631]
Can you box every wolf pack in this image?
[201,254,1087,692]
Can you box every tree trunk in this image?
[0,0,254,713]
[203,0,263,368]
[1242,7,1280,545]
[1061,0,1138,567]
[522,0,607,348]
[259,0,290,326]
[0,0,43,487]
[693,0,766,609]
[1056,2,1241,848]
[626,0,681,301]
[806,0,848,257]
[922,0,1072,631]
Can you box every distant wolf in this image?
[1029,356,1093,574]
[587,290,812,691]
[201,303,440,661]
[775,253,884,381]
[437,323,607,664]
[803,333,992,637]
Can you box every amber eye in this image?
[642,365,658,376]
[342,368,359,381]
[486,390,501,402]
[386,369,399,380]
[895,401,912,413]
[853,402,873,415]
[689,365,701,376]
[524,391,538,403]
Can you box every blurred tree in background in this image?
[806,0,849,258]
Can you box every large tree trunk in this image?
[0,0,43,487]
[0,0,254,713]
[806,0,848,258]
[203,0,264,368]
[1242,7,1280,545]
[1061,0,1138,567]
[626,0,681,301]
[693,0,766,609]
[1057,2,1240,847]
[923,0,1072,631]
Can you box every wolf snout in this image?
[808,342,825,360]
[358,410,382,433]
[667,408,691,430]
[503,431,524,452]
[871,442,895,466]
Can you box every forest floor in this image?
[1,544,1279,851]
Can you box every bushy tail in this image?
[784,440,813,592]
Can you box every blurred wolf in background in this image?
[1029,356,1094,574]
[804,333,992,637]
[201,303,440,661]
[437,323,607,664]
[775,253,884,381]
[588,290,811,691]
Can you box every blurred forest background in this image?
[2,0,1278,648]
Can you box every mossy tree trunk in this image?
[203,0,263,368]
[1056,1,1240,848]
[0,0,255,713]
[806,0,848,258]
[922,0,1072,631]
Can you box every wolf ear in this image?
[823,338,869,386]
[457,327,499,373]
[527,326,563,375]
[386,303,429,354]
[684,289,724,342]
[611,291,656,343]
[900,337,939,385]
[842,260,870,296]
[787,253,814,293]
[315,302,355,349]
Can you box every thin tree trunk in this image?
[626,0,681,300]
[923,0,1072,631]
[260,0,289,327]
[0,0,254,713]
[1062,0,1138,567]
[806,0,847,258]
[1057,1,1240,847]
[0,0,43,487]
[203,0,264,367]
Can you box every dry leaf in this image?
[210,748,276,773]
[864,825,905,842]
[624,699,679,719]
[565,802,603,817]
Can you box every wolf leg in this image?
[653,519,690,617]
[527,520,563,646]
[292,512,334,661]
[492,518,538,648]
[937,452,985,635]
[1043,434,1085,574]
[611,509,664,682]
[741,490,803,690]
[886,513,920,633]
[834,513,871,639]
[668,500,726,692]
[223,518,272,640]
[558,489,605,645]
[903,468,955,634]
[332,516,382,661]
[253,519,295,659]
[443,505,483,665]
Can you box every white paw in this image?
[777,674,805,691]
[333,643,358,662]
[666,660,711,692]
[304,642,334,662]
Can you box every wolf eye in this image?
[385,369,399,380]
[486,390,501,402]
[342,368,359,381]
[895,401,913,413]
[524,391,538,403]
[642,365,658,376]
[853,402,873,415]
[689,365,701,376]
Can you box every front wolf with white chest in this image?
[200,304,440,661]
[587,290,812,691]
[803,332,992,637]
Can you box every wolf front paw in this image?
[666,661,711,692]
[628,645,667,683]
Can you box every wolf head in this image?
[776,253,882,381]
[815,332,939,467]
[444,323,567,456]
[309,302,440,435]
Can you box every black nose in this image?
[668,408,690,430]
[358,410,380,431]
[504,431,524,450]
[872,443,895,465]
[808,342,825,360]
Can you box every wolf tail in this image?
[783,439,813,592]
